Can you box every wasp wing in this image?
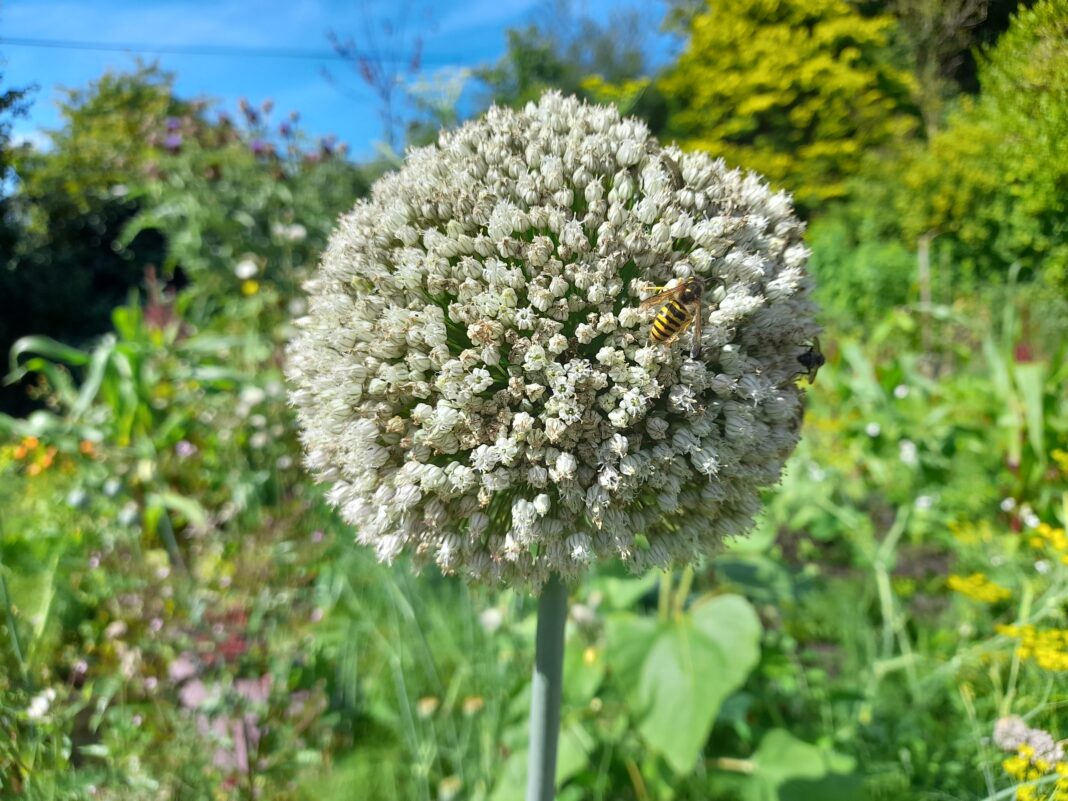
[689,301,703,359]
[637,284,686,311]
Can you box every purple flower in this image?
[249,139,272,156]
[165,116,181,131]
[175,440,197,458]
[279,122,292,138]
[163,133,182,153]
[239,98,259,125]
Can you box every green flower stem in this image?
[526,573,568,801]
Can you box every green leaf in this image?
[79,744,110,759]
[7,335,89,381]
[604,612,659,688]
[488,721,591,801]
[563,635,606,705]
[1013,362,1047,464]
[591,572,659,610]
[148,491,208,527]
[636,594,761,774]
[71,336,116,420]
[742,729,860,801]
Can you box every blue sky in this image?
[0,0,671,159]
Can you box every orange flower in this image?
[79,440,96,457]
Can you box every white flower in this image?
[287,92,819,586]
[234,257,259,280]
[479,607,504,633]
[26,688,57,721]
[899,439,918,466]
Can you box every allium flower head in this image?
[287,92,819,586]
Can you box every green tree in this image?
[0,72,31,192]
[0,66,179,413]
[476,0,652,110]
[658,0,917,209]
[885,0,1022,134]
[0,72,32,274]
[898,0,1068,288]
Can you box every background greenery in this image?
[2,1,1067,799]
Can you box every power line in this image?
[0,35,463,65]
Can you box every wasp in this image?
[797,338,825,383]
[639,277,707,359]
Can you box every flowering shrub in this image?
[288,92,819,585]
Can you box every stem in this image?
[657,569,672,621]
[526,573,568,801]
[0,571,29,689]
[673,565,695,619]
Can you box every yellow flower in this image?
[950,519,995,545]
[1052,448,1068,475]
[1030,522,1068,558]
[461,696,484,715]
[241,279,260,296]
[947,572,1011,603]
[998,625,1068,671]
[1004,754,1031,781]
[416,696,439,718]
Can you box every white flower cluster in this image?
[287,92,819,586]
[994,716,1065,765]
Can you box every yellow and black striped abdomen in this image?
[650,299,693,343]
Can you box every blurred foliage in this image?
[0,66,374,416]
[896,0,1068,289]
[0,71,32,188]
[3,0,1068,798]
[0,71,33,346]
[0,66,181,416]
[475,0,667,128]
[657,0,918,209]
[885,0,1027,134]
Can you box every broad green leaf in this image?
[604,612,659,688]
[742,729,859,801]
[591,571,659,610]
[3,547,61,667]
[637,594,761,774]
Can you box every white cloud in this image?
[10,127,50,151]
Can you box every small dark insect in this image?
[797,337,825,383]
[639,277,707,359]
[660,154,684,190]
